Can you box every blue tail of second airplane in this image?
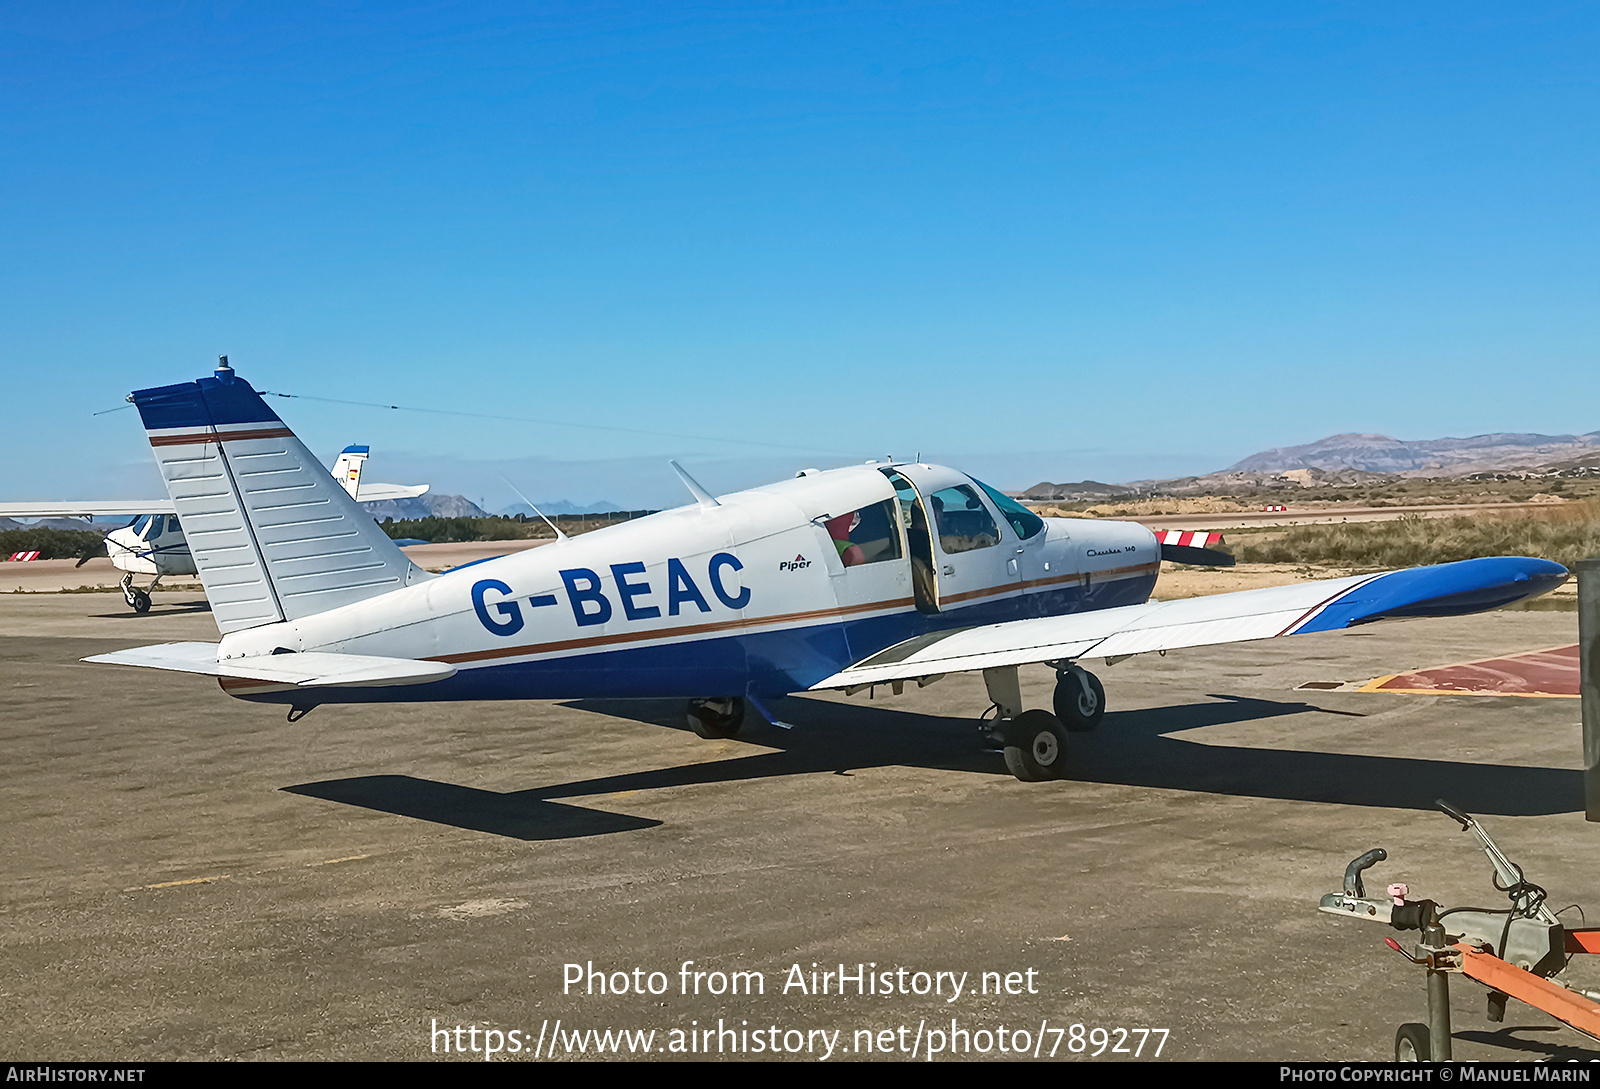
[129,359,433,633]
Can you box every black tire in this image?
[687,697,745,739]
[1394,1022,1430,1062]
[1053,669,1105,731]
[1001,709,1069,782]
[130,589,152,614]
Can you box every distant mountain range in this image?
[362,495,629,521]
[360,493,489,521]
[1022,429,1600,500]
[1225,431,1600,475]
[497,499,624,518]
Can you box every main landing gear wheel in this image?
[686,697,745,739]
[1001,709,1070,782]
[1394,1023,1431,1062]
[1053,667,1105,731]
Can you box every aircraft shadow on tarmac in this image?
[88,600,212,618]
[1455,1026,1600,1060]
[282,776,662,840]
[281,693,1582,840]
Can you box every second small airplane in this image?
[0,444,428,612]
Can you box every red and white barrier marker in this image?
[1153,530,1222,548]
[7,551,42,562]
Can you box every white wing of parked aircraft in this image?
[0,447,426,522]
[0,500,177,518]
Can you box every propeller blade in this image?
[1160,543,1235,567]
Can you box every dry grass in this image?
[1231,500,1600,570]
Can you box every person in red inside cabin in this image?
[824,512,866,567]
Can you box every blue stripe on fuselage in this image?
[232,571,1159,706]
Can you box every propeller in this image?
[75,538,109,568]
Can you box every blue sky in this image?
[3,1,1596,510]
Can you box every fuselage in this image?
[215,462,1160,704]
[104,513,194,577]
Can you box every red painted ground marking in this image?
[1360,644,1579,698]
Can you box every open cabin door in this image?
[881,469,939,614]
[881,466,1025,615]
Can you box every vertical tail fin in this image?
[129,361,432,633]
[331,445,369,500]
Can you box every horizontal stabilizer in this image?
[85,643,456,688]
[810,556,1568,690]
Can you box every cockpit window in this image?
[131,515,152,538]
[822,499,902,567]
[974,479,1045,541]
[928,485,1001,553]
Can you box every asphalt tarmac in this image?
[2,592,1597,1062]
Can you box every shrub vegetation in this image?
[0,527,107,560]
[1230,502,1600,570]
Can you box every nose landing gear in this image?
[119,573,154,614]
[1053,665,1105,731]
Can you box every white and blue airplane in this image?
[88,360,1569,781]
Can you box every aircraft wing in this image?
[354,482,430,503]
[0,500,174,518]
[0,487,427,517]
[0,472,425,520]
[84,643,457,689]
[809,557,1568,690]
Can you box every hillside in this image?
[1024,428,1600,500]
[1226,431,1600,476]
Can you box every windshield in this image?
[973,480,1045,540]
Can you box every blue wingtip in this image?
[1298,557,1569,633]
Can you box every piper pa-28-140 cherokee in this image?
[87,361,1569,781]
